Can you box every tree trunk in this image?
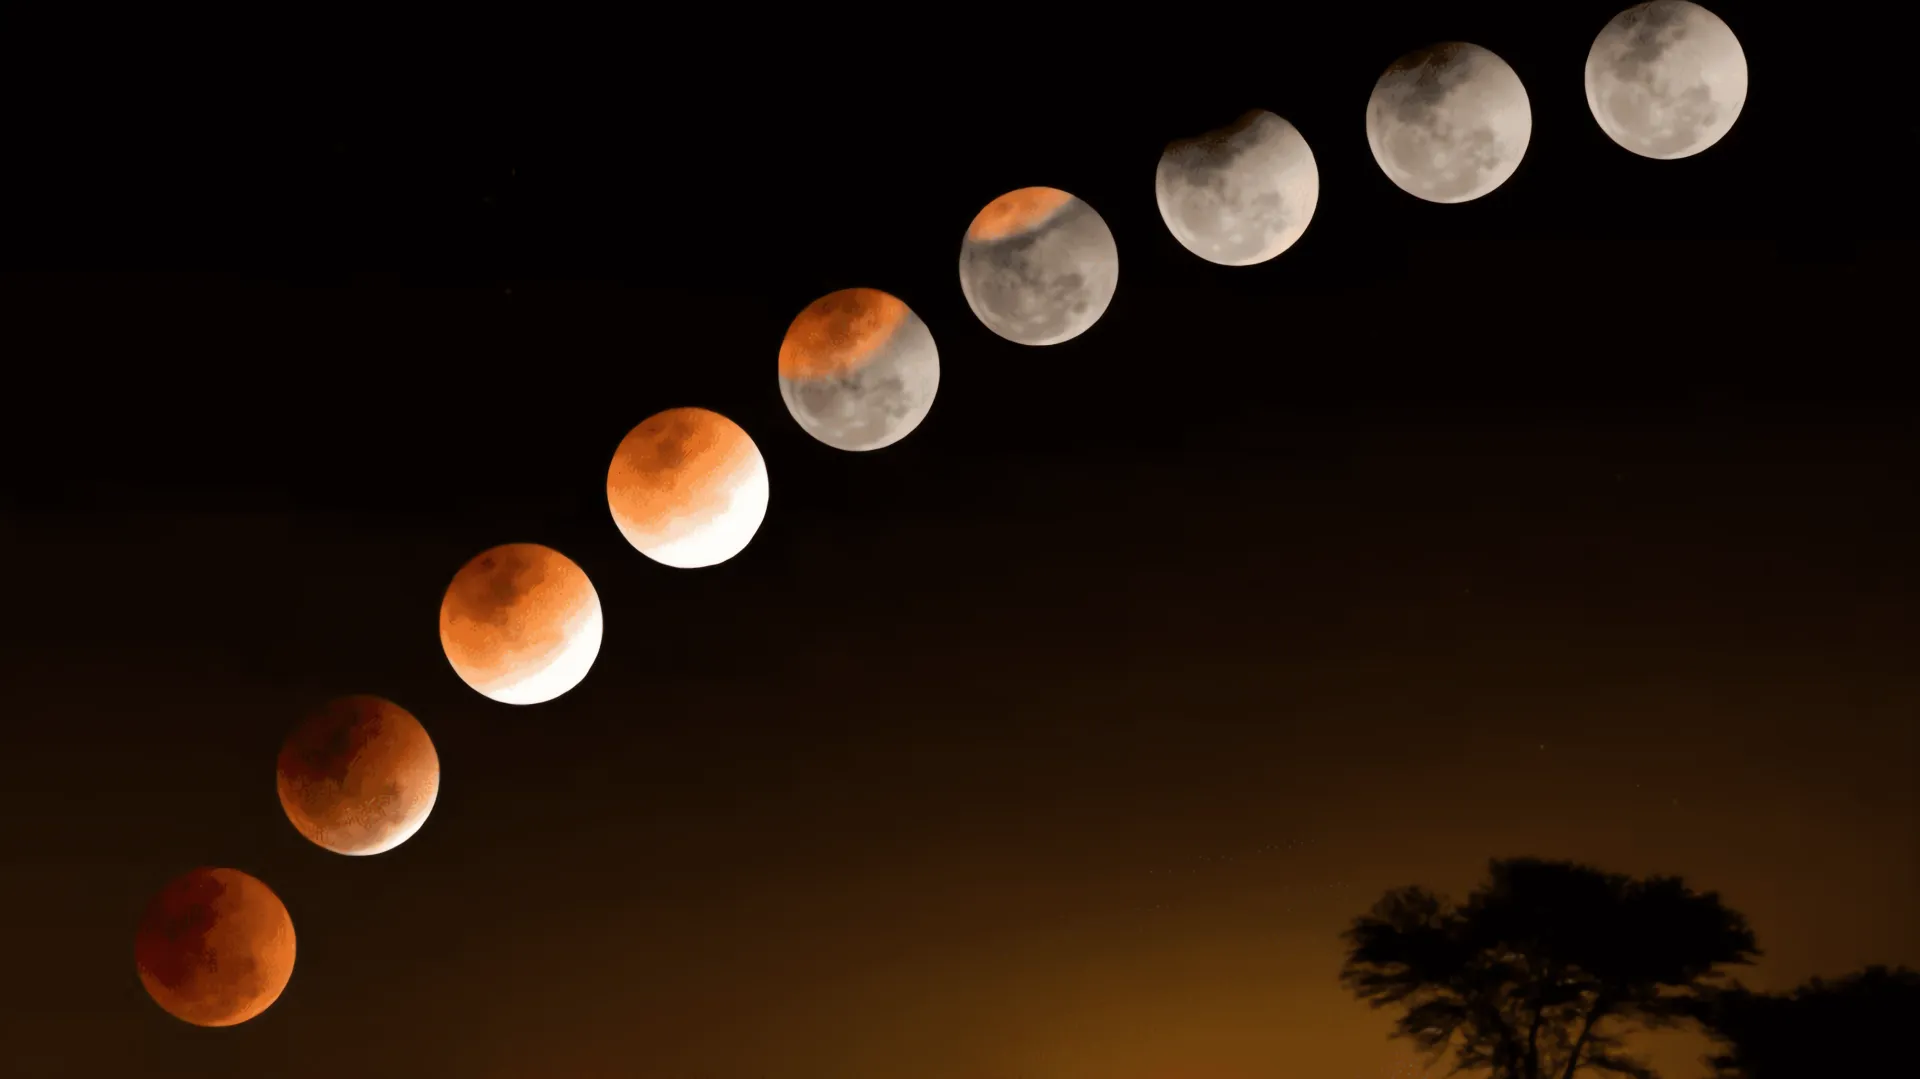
[1556,1004,1604,1079]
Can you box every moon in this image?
[134,867,295,1027]
[958,186,1119,346]
[1155,109,1320,266]
[607,407,768,568]
[277,695,440,856]
[1586,2,1748,159]
[439,543,602,705]
[1366,42,1533,204]
[778,288,939,451]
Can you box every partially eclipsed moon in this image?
[778,288,940,451]
[1156,109,1320,266]
[439,543,603,705]
[607,407,769,568]
[277,695,440,855]
[1586,2,1748,159]
[135,867,296,1027]
[959,186,1119,346]
[1366,42,1532,204]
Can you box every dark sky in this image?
[4,4,1916,1077]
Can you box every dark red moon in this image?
[134,867,296,1027]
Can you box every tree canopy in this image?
[1339,857,1759,1079]
[1696,964,1920,1079]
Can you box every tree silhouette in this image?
[1340,857,1760,1079]
[1695,965,1920,1079]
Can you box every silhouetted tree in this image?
[1695,965,1920,1079]
[1339,857,1759,1079]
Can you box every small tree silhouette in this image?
[1696,965,1920,1079]
[1339,857,1760,1079]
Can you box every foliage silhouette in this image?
[1694,964,1920,1079]
[1339,857,1759,1079]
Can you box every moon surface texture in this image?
[607,407,769,568]
[439,543,603,705]
[958,186,1119,346]
[1155,109,1320,266]
[778,288,939,451]
[277,695,440,856]
[1366,42,1533,204]
[1586,1,1748,159]
[134,867,295,1027]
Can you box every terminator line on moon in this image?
[959,186,1119,346]
[1156,109,1320,266]
[277,695,440,856]
[779,287,939,451]
[439,543,603,705]
[607,406,769,568]
[1366,41,1533,204]
[1586,1,1748,160]
[134,867,296,1027]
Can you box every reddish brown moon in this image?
[134,867,296,1027]
[277,695,440,856]
[965,186,1074,241]
[439,542,603,705]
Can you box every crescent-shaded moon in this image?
[958,186,1119,346]
[1366,41,1533,204]
[276,695,440,855]
[134,867,296,1027]
[607,407,769,568]
[1155,109,1320,266]
[778,287,940,452]
[439,543,603,705]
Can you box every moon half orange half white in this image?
[439,543,603,705]
[607,407,769,569]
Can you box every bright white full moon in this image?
[1156,109,1320,266]
[1366,42,1532,204]
[1586,1,1748,159]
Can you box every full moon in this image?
[439,543,603,705]
[778,287,939,451]
[958,186,1119,346]
[607,407,768,568]
[277,695,440,855]
[1155,109,1320,266]
[1366,42,1533,204]
[1586,2,1748,159]
[134,867,295,1027]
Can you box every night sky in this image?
[4,4,1916,1077]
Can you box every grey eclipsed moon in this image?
[777,287,939,451]
[958,187,1119,346]
[1366,42,1532,204]
[1586,2,1748,160]
[1155,109,1320,266]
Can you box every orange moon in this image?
[277,695,440,855]
[606,407,769,569]
[134,867,296,1027]
[439,543,603,705]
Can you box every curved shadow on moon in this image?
[607,407,770,568]
[438,543,603,705]
[959,187,1119,346]
[1155,109,1320,266]
[778,288,940,452]
[1366,42,1532,204]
